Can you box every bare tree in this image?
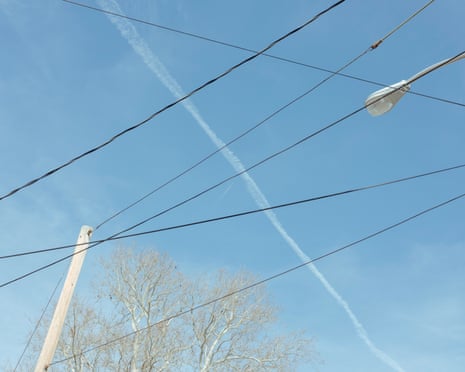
[15,248,317,371]
[184,270,314,371]
[95,249,190,371]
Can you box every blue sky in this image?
[1,0,464,370]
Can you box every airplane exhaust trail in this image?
[99,1,404,370]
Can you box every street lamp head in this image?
[365,52,464,117]
[365,80,411,116]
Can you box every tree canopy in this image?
[16,248,317,371]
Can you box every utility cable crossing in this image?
[9,1,462,368]
[0,0,347,203]
[0,51,462,287]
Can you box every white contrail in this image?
[99,1,404,370]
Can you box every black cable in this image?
[49,189,465,366]
[62,0,465,110]
[0,0,346,203]
[1,160,464,283]
[1,52,461,287]
[3,51,463,288]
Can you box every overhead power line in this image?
[0,53,461,287]
[49,188,465,366]
[92,51,464,245]
[93,0,438,230]
[0,0,346,203]
[1,161,464,288]
[63,0,464,109]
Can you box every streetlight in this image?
[365,51,465,116]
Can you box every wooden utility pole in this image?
[35,225,93,372]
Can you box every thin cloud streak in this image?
[99,1,404,370]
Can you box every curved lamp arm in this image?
[365,51,465,117]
